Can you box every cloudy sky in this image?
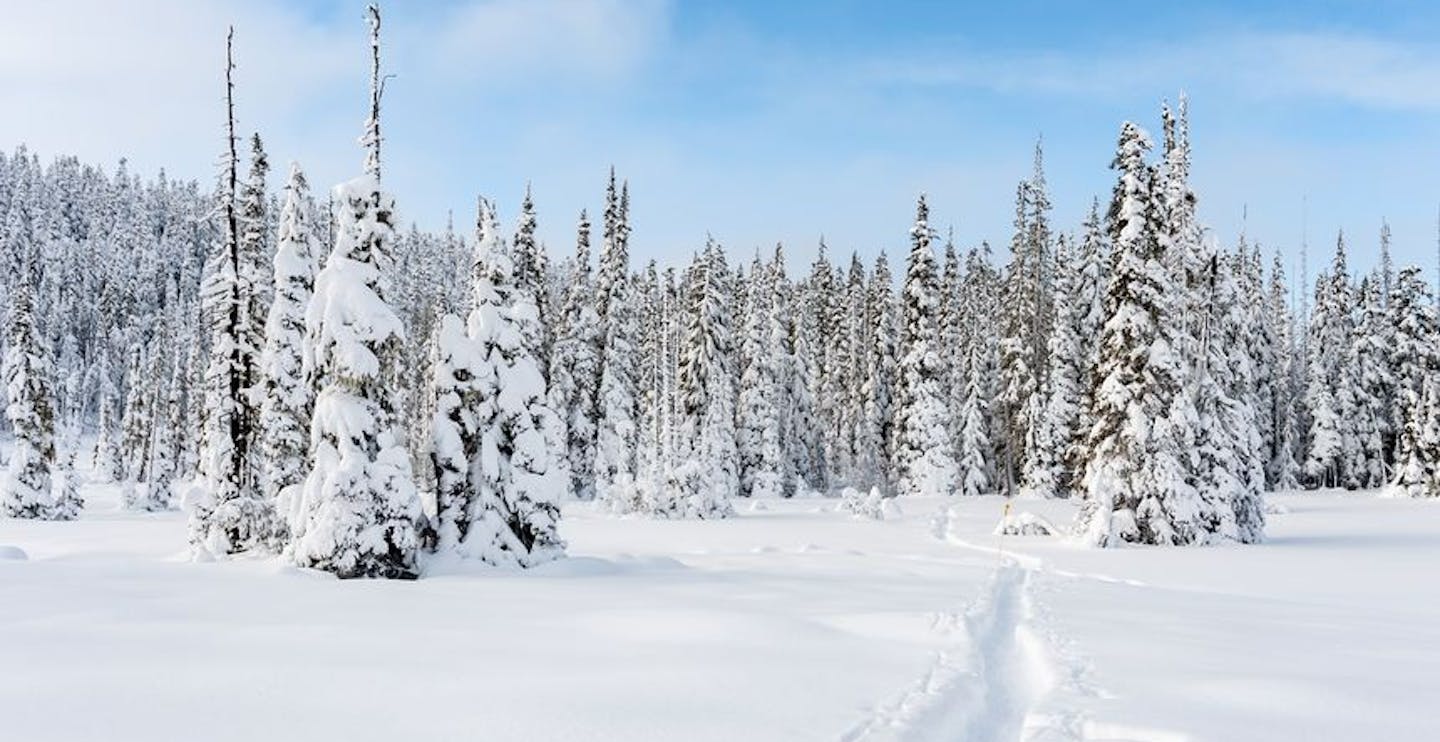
[2,0,1438,281]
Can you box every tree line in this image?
[2,8,1438,577]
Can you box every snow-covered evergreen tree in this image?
[288,6,423,579]
[190,31,275,555]
[852,251,896,493]
[594,172,641,508]
[1,268,62,520]
[548,210,601,501]
[893,195,956,497]
[1386,266,1440,497]
[1021,234,1080,499]
[436,197,566,564]
[1077,121,1214,546]
[736,252,784,499]
[674,240,739,516]
[1349,274,1392,489]
[259,163,317,533]
[1303,234,1356,489]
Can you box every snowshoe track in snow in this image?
[844,564,1078,742]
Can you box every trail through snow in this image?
[844,499,1096,742]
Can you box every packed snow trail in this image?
[844,563,1077,742]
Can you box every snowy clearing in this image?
[2,485,1436,742]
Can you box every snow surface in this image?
[2,485,1437,741]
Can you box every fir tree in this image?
[1,268,62,520]
[736,252,784,499]
[1303,235,1356,488]
[191,30,274,555]
[548,210,601,501]
[594,172,641,508]
[288,5,423,579]
[259,163,317,533]
[440,197,567,564]
[893,195,957,497]
[1386,266,1440,497]
[674,240,739,516]
[1078,121,1214,546]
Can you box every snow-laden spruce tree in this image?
[429,312,482,548]
[510,184,550,369]
[893,195,957,497]
[1077,121,1213,546]
[142,328,181,512]
[673,240,739,516]
[288,5,423,579]
[1385,266,1440,497]
[1192,251,1264,543]
[736,253,785,499]
[959,245,1001,493]
[955,341,993,497]
[1303,235,1357,489]
[594,174,642,508]
[1265,253,1302,490]
[436,197,566,564]
[91,341,122,483]
[780,246,825,496]
[1,269,63,520]
[1020,234,1079,499]
[853,251,896,493]
[1349,275,1392,489]
[259,163,317,534]
[190,29,276,556]
[548,210,601,501]
[803,242,839,489]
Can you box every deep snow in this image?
[1,484,1437,741]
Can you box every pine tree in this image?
[191,29,274,555]
[802,240,837,490]
[781,245,825,495]
[438,197,567,564]
[736,252,784,499]
[548,210,601,501]
[1194,251,1266,543]
[1350,275,1392,488]
[674,240,739,516]
[258,163,317,534]
[1386,266,1440,497]
[594,172,641,508]
[511,183,549,367]
[1303,234,1356,488]
[893,195,957,497]
[1,267,63,520]
[288,5,423,579]
[1021,234,1080,498]
[118,342,156,505]
[1265,253,1302,490]
[1078,121,1213,546]
[853,251,896,493]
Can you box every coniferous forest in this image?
[2,7,1438,584]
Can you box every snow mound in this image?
[839,487,902,521]
[993,510,1059,537]
[1265,500,1291,515]
[0,544,27,560]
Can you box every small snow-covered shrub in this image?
[840,486,902,521]
[994,510,1058,536]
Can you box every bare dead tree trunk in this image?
[364,4,383,182]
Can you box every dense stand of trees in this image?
[1,11,1438,574]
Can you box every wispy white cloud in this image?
[861,30,1440,111]
[420,0,668,84]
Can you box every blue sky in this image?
[3,0,1439,284]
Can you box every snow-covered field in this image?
[2,485,1437,742]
